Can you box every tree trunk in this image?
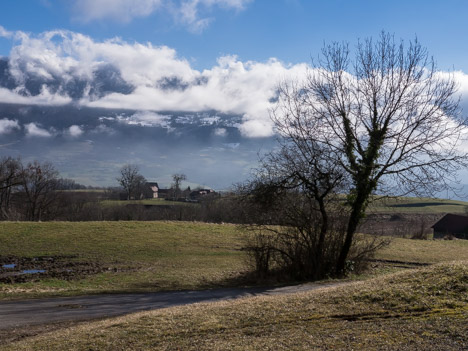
[335,193,367,275]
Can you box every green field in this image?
[104,195,468,213]
[100,198,194,206]
[4,261,467,350]
[1,221,468,300]
[0,222,245,299]
[368,196,468,214]
[1,221,468,350]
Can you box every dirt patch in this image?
[0,255,108,283]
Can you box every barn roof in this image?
[431,213,468,233]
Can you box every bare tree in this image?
[117,164,147,200]
[20,161,60,221]
[171,173,187,199]
[271,32,468,275]
[0,157,22,219]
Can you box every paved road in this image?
[0,283,342,329]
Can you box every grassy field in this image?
[4,261,467,350]
[368,196,468,214]
[0,221,245,299]
[1,221,468,301]
[104,195,468,212]
[100,198,194,206]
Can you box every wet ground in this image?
[0,256,106,283]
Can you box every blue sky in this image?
[1,0,468,189]
[1,0,468,71]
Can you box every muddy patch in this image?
[0,255,107,283]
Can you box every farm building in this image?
[146,182,170,199]
[431,213,468,239]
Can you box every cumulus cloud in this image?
[72,0,252,31]
[0,119,20,134]
[68,125,84,137]
[0,29,308,137]
[24,123,53,137]
[8,28,466,139]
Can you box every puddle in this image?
[0,255,107,283]
[20,269,46,274]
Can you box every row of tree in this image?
[0,157,61,221]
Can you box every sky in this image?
[1,0,468,189]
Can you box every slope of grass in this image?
[368,196,468,214]
[376,236,468,264]
[4,261,467,351]
[0,221,245,299]
[1,221,468,300]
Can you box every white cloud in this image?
[0,87,72,106]
[238,118,273,138]
[73,0,162,23]
[0,29,310,137]
[0,119,20,134]
[177,0,252,32]
[72,0,251,31]
[214,127,227,136]
[68,125,84,137]
[8,29,463,140]
[24,123,53,137]
[0,25,13,39]
[117,111,172,128]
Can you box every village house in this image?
[146,182,170,199]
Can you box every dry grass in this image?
[3,261,467,350]
[1,221,468,300]
[368,196,468,214]
[0,221,246,299]
[377,236,468,264]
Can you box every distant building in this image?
[431,214,468,239]
[146,182,170,199]
[146,182,159,198]
[189,189,215,201]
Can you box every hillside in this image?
[4,261,467,350]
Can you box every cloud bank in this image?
[0,28,307,137]
[3,28,468,139]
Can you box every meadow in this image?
[1,220,468,349]
[368,196,468,214]
[0,221,245,299]
[1,221,467,300]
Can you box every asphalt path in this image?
[0,282,343,330]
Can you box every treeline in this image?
[0,156,248,222]
[0,157,99,221]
